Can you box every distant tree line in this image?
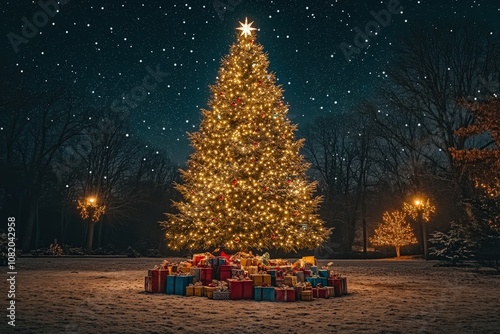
[301,23,500,265]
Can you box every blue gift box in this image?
[166,275,194,295]
[318,269,329,278]
[208,257,227,266]
[318,277,327,287]
[310,266,318,275]
[271,276,276,286]
[254,286,262,301]
[254,286,276,301]
[306,276,318,287]
[263,287,276,301]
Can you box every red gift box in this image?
[303,270,312,278]
[328,278,345,296]
[227,279,253,300]
[147,269,169,293]
[200,268,213,286]
[218,265,232,281]
[275,288,296,302]
[312,287,328,299]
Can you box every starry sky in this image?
[1,0,499,163]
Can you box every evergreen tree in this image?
[162,19,330,252]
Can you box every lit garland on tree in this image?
[370,210,417,257]
[162,19,331,252]
[403,198,436,222]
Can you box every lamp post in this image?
[77,196,105,253]
[415,199,427,260]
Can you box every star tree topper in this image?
[237,17,256,37]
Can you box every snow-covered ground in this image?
[2,257,499,334]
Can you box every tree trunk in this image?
[396,245,401,258]
[60,204,65,243]
[35,201,40,249]
[97,221,103,248]
[87,221,95,253]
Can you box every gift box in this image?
[213,290,230,300]
[275,278,285,286]
[294,286,303,300]
[190,267,201,282]
[284,275,297,287]
[144,276,151,292]
[227,279,253,300]
[254,286,262,301]
[204,286,218,299]
[200,268,213,286]
[326,286,335,298]
[302,256,316,265]
[306,276,319,287]
[231,268,245,277]
[275,287,295,302]
[250,274,272,286]
[318,269,329,278]
[301,290,313,301]
[295,271,305,283]
[317,277,327,287]
[262,286,276,302]
[147,269,169,293]
[208,257,227,267]
[246,266,258,275]
[342,277,348,294]
[328,277,347,296]
[166,275,194,295]
[267,269,282,278]
[310,265,318,275]
[313,287,329,299]
[186,285,204,297]
[218,265,232,281]
[186,285,194,296]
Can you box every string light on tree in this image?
[162,19,331,252]
[370,210,417,258]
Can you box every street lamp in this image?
[414,198,427,260]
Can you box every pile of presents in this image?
[144,252,348,302]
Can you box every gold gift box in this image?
[250,274,271,286]
[204,286,218,299]
[186,286,195,296]
[301,290,313,301]
[284,275,297,287]
[302,256,316,265]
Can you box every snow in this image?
[4,258,500,334]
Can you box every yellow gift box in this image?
[301,290,313,301]
[186,285,195,296]
[193,286,203,297]
[246,266,258,275]
[204,286,217,299]
[302,256,316,265]
[284,275,297,287]
[250,274,271,286]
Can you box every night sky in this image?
[1,0,499,163]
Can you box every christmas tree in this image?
[162,18,330,252]
[370,210,417,257]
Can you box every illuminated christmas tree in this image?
[370,210,417,257]
[162,18,330,252]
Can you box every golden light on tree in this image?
[77,196,106,223]
[77,196,106,252]
[161,20,331,252]
[370,210,417,258]
[450,98,500,199]
[404,198,436,223]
